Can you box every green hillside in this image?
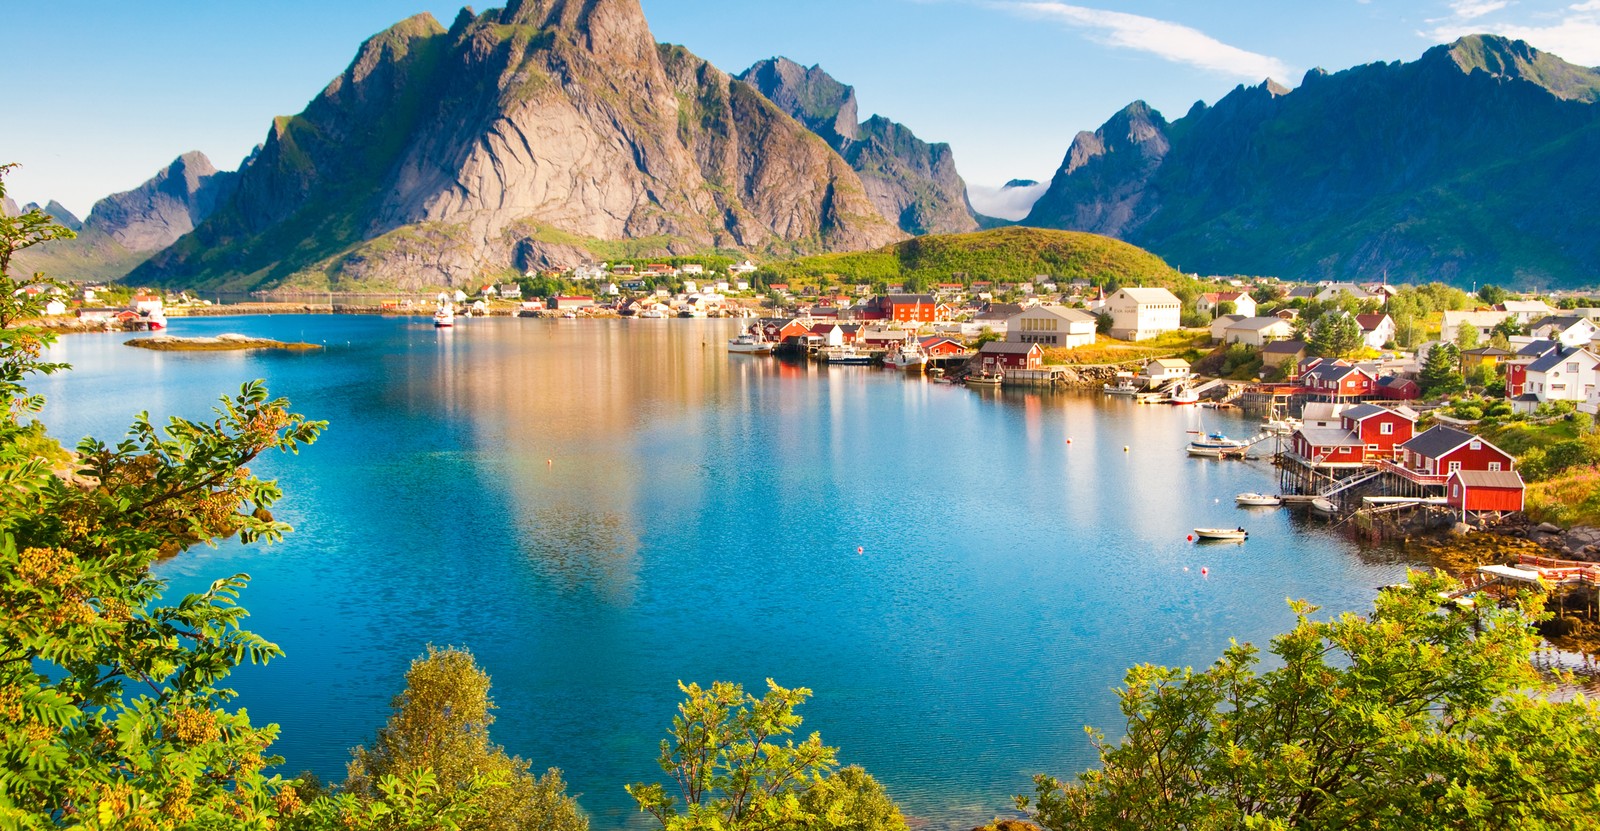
[759,227,1183,287]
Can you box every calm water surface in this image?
[40,316,1417,829]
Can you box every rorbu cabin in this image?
[1400,425,1515,478]
[1447,470,1526,517]
[977,342,1043,371]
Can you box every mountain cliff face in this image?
[1024,35,1600,287]
[12,152,238,283]
[739,57,978,236]
[135,2,901,291]
[22,201,82,232]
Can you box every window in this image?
[1470,440,1482,450]
[1380,422,1394,435]
[1448,461,1462,473]
[1489,462,1502,472]
[1569,362,1580,373]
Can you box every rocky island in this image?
[123,333,321,352]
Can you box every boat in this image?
[560,312,578,319]
[883,342,928,371]
[819,345,876,365]
[1310,497,1339,517]
[928,367,946,379]
[639,308,668,319]
[433,303,455,328]
[144,311,168,331]
[1186,432,1250,457]
[1169,386,1200,405]
[1136,392,1171,404]
[1262,415,1301,435]
[727,333,774,355]
[965,370,1004,388]
[1103,373,1142,396]
[1235,492,1282,507]
[1194,527,1249,541]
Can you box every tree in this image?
[1213,300,1237,317]
[0,163,327,827]
[1019,573,1600,831]
[1477,283,1509,306]
[627,680,907,831]
[1456,322,1481,351]
[1492,316,1524,341]
[1307,313,1362,359]
[1094,313,1112,335]
[343,647,587,831]
[1420,342,1466,397]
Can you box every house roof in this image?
[1302,403,1349,421]
[1149,358,1190,369]
[982,302,1027,316]
[1203,291,1249,303]
[978,342,1042,355]
[1343,402,1418,422]
[1377,375,1418,389]
[1013,305,1096,324]
[1287,286,1319,299]
[1462,347,1512,357]
[1228,316,1292,332]
[1499,300,1553,314]
[883,294,938,305]
[1355,314,1392,331]
[1517,339,1563,358]
[1530,315,1592,331]
[1451,469,1526,489]
[1527,346,1595,374]
[1262,339,1307,355]
[1402,425,1501,459]
[1442,310,1510,328]
[1297,427,1364,448]
[1113,287,1181,304]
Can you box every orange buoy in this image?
[547,459,553,466]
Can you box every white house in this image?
[1355,313,1396,350]
[1441,310,1511,344]
[1143,358,1191,384]
[728,260,758,275]
[1224,316,1295,347]
[1528,315,1600,348]
[1007,305,1097,348]
[681,264,705,275]
[1197,291,1257,318]
[1518,347,1600,413]
[44,299,67,316]
[1106,287,1182,341]
[1210,314,1248,343]
[1498,300,1554,325]
[1314,283,1379,303]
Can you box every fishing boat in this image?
[1235,492,1282,507]
[1194,527,1249,541]
[639,308,668,319]
[1169,386,1200,405]
[883,342,928,371]
[1186,432,1250,457]
[433,303,455,328]
[1103,373,1142,396]
[727,332,774,355]
[965,370,1004,388]
[819,345,876,365]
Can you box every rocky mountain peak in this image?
[89,151,239,252]
[738,57,860,143]
[1431,33,1600,102]
[24,201,83,231]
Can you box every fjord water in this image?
[41,316,1414,828]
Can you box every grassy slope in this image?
[12,228,155,284]
[760,227,1182,285]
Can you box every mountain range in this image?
[11,8,1600,291]
[1024,35,1600,288]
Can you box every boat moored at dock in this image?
[1235,492,1282,507]
[1187,432,1249,457]
[1194,527,1249,541]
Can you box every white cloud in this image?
[996,2,1293,81]
[1446,0,1512,20]
[967,181,1051,221]
[1426,1,1600,65]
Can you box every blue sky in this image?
[4,0,1598,219]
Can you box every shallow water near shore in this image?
[41,315,1417,829]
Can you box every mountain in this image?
[1024,35,1600,288]
[738,57,978,236]
[133,2,901,292]
[0,197,16,218]
[22,201,82,231]
[761,226,1182,287]
[11,152,239,283]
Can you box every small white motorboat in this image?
[1187,432,1249,457]
[1310,497,1339,517]
[1235,493,1282,507]
[1103,372,1142,396]
[727,333,774,354]
[1194,527,1249,541]
[965,370,1004,388]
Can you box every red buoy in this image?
[1187,535,1194,541]
[857,546,864,555]
[1201,567,1210,576]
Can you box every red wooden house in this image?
[976,342,1042,371]
[918,336,967,358]
[760,318,814,342]
[1290,427,1368,468]
[1447,470,1526,515]
[1376,375,1419,401]
[1340,403,1418,459]
[1400,426,1515,477]
[880,295,947,323]
[1302,361,1376,399]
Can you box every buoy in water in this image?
[1201,567,1209,576]
[1123,445,1130,452]
[857,546,864,555]
[1187,535,1194,541]
[547,459,553,466]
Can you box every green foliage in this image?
[0,163,329,828]
[1019,572,1600,830]
[1094,313,1112,335]
[1420,343,1466,397]
[1213,300,1237,317]
[1477,283,1510,305]
[1306,313,1362,359]
[1456,322,1481,351]
[341,646,586,831]
[1493,316,1526,340]
[761,228,1185,289]
[628,679,903,831]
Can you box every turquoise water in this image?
[39,316,1415,828]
